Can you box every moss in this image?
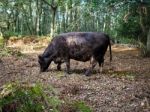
[110,71,136,80]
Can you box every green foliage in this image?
[116,14,141,40]
[1,0,150,48]
[0,83,92,112]
[73,101,92,112]
[0,83,62,112]
[61,99,92,112]
[115,37,138,44]
[3,31,19,40]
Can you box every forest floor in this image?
[0,38,150,112]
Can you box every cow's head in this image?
[38,55,52,72]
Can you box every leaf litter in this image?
[0,44,150,112]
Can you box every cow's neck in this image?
[43,44,54,58]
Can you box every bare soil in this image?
[0,43,150,112]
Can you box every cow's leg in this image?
[98,57,104,73]
[85,57,97,76]
[99,62,104,73]
[65,59,70,74]
[57,62,61,71]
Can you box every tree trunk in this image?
[62,12,66,32]
[146,29,150,56]
[139,10,146,44]
[35,0,42,35]
[50,0,57,37]
[51,10,56,36]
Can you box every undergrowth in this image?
[0,47,23,57]
[0,82,92,112]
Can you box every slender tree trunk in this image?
[50,0,57,36]
[138,6,147,44]
[103,15,106,32]
[62,12,66,32]
[51,10,56,36]
[20,15,23,35]
[74,8,78,31]
[69,0,73,24]
[29,0,34,35]
[35,0,42,35]
[66,4,69,31]
[146,29,150,56]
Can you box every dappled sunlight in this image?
[6,37,141,55]
[1,0,150,111]
[112,46,138,52]
[111,44,140,57]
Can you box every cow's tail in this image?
[107,35,112,62]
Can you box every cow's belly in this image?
[71,55,91,61]
[69,48,92,62]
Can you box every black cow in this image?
[38,32,112,76]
